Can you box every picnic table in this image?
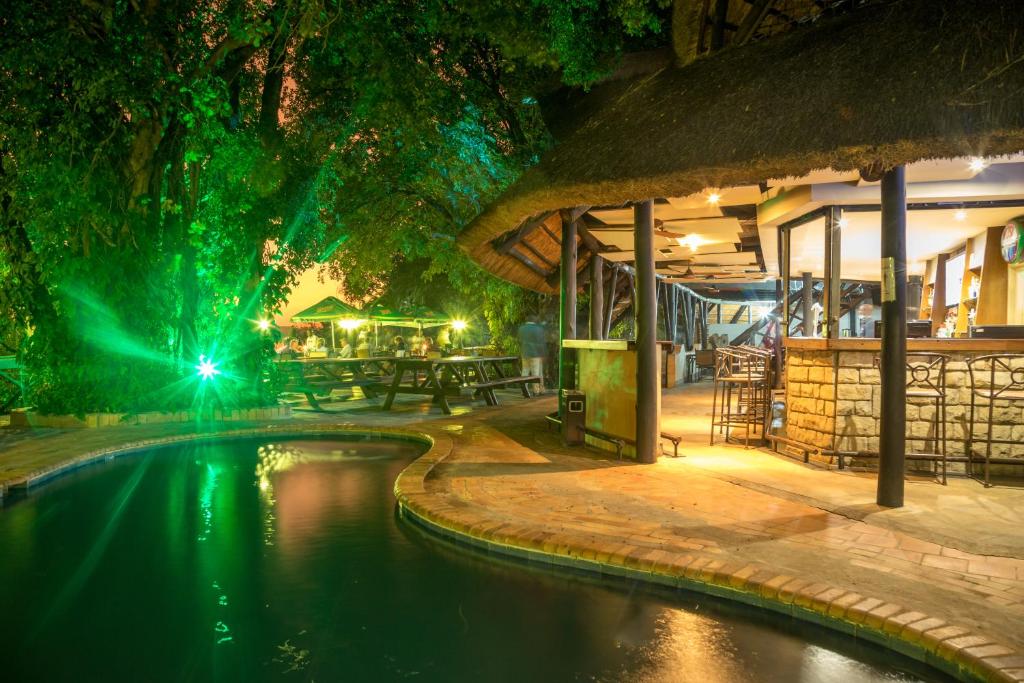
[382,355,540,415]
[275,356,399,411]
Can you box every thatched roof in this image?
[460,0,1024,294]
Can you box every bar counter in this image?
[782,337,1024,464]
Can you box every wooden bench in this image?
[544,412,683,458]
[472,375,541,405]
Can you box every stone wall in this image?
[785,347,1024,466]
[784,349,836,450]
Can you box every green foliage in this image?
[0,0,670,414]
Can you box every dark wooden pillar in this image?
[848,306,858,337]
[590,255,605,340]
[930,254,948,335]
[823,206,842,338]
[604,266,618,338]
[780,226,791,336]
[634,199,659,464]
[559,214,577,411]
[774,276,784,384]
[877,165,907,508]
[711,0,729,49]
[907,275,923,322]
[699,301,709,348]
[801,272,814,336]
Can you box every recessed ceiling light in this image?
[968,157,988,173]
[954,209,967,221]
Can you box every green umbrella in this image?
[291,296,362,322]
[364,302,449,328]
[291,296,363,348]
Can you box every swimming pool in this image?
[0,436,947,681]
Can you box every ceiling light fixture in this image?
[954,209,967,221]
[676,234,707,253]
[706,192,721,205]
[968,157,988,173]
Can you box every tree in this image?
[0,0,671,414]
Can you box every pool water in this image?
[0,437,947,682]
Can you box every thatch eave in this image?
[459,0,1024,294]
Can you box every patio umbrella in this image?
[364,302,450,328]
[291,296,363,348]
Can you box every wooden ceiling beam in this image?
[735,0,777,45]
[508,246,554,279]
[492,210,556,254]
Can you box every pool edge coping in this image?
[2,424,436,495]
[393,439,1021,683]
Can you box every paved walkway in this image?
[660,383,1024,558]
[3,384,1024,681]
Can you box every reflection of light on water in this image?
[800,644,904,683]
[197,463,218,543]
[198,464,232,645]
[255,444,311,548]
[614,605,748,683]
[255,441,380,559]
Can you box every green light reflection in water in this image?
[195,460,234,646]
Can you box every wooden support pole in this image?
[711,0,729,50]
[559,214,578,414]
[634,200,659,464]
[823,206,842,339]
[801,272,814,336]
[774,276,784,383]
[670,286,679,343]
[699,302,709,348]
[906,275,923,323]
[877,165,907,508]
[604,266,618,338]
[780,226,791,336]
[590,254,605,340]
[930,254,948,335]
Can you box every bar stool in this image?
[905,353,949,485]
[710,346,772,448]
[966,354,1024,487]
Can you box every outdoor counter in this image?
[562,339,669,457]
[782,337,1024,465]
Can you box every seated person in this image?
[338,339,354,358]
[305,332,324,352]
[392,335,407,357]
[278,338,303,359]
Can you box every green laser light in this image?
[196,355,221,381]
[257,319,271,331]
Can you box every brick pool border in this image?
[1,423,435,496]
[394,435,1022,683]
